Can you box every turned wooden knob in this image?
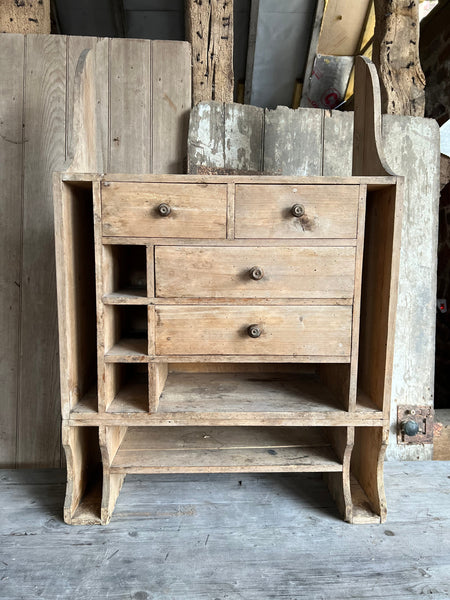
[247,324,261,338]
[291,203,305,217]
[157,203,171,217]
[249,266,264,280]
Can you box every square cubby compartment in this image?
[105,363,149,412]
[104,305,148,359]
[103,245,148,299]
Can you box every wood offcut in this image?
[185,0,234,104]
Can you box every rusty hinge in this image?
[397,406,434,444]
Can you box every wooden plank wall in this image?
[0,34,191,467]
[188,102,439,460]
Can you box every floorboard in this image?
[0,462,449,599]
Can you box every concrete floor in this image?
[1,462,449,599]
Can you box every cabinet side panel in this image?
[358,185,402,413]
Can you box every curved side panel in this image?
[324,427,354,522]
[353,56,395,177]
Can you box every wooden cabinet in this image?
[54,173,402,525]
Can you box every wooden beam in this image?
[372,0,425,116]
[185,0,234,104]
[0,0,50,34]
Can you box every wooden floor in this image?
[1,462,449,599]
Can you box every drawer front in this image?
[102,182,227,238]
[155,246,356,299]
[155,306,352,357]
[235,184,359,239]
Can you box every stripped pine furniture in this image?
[54,56,402,524]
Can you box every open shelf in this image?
[110,426,342,474]
[106,363,148,413]
[69,369,385,425]
[103,244,148,301]
[104,305,148,361]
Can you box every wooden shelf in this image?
[69,372,385,426]
[103,290,148,305]
[105,338,148,362]
[110,426,342,474]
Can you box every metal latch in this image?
[397,406,434,444]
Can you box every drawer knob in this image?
[157,203,171,217]
[249,266,264,280]
[247,324,261,338]
[291,203,305,217]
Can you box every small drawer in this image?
[102,182,227,238]
[155,246,356,299]
[235,184,359,239]
[155,305,352,357]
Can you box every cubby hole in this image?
[105,363,148,413]
[103,244,148,300]
[151,363,358,418]
[104,305,148,358]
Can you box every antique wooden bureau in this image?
[54,170,402,525]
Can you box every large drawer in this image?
[102,182,227,238]
[155,246,356,299]
[235,184,359,239]
[154,305,352,357]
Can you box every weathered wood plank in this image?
[373,0,426,116]
[263,106,323,176]
[152,40,191,174]
[18,34,67,467]
[323,111,353,176]
[0,34,24,467]
[185,0,234,104]
[67,36,109,173]
[109,38,152,173]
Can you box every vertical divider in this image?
[348,184,367,410]
[99,425,127,525]
[226,182,235,239]
[149,363,168,413]
[147,244,155,299]
[93,180,106,413]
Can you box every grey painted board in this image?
[322,111,353,176]
[383,115,440,461]
[1,463,450,598]
[187,102,439,459]
[264,106,323,175]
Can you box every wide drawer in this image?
[102,182,227,238]
[155,246,356,299]
[154,305,352,357]
[235,184,359,239]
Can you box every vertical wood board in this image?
[0,34,25,467]
[18,34,67,467]
[109,38,152,173]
